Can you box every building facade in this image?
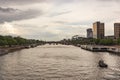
[114,23,120,39]
[93,21,104,39]
[87,28,93,38]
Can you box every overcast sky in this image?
[0,0,120,41]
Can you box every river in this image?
[0,44,120,80]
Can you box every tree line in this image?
[0,35,45,47]
[61,37,120,46]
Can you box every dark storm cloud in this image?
[0,7,43,23]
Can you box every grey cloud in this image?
[0,7,18,12]
[0,7,43,23]
[66,21,92,26]
[51,0,88,4]
[25,30,65,41]
[0,0,85,5]
[0,0,119,6]
[24,32,59,41]
[98,0,120,1]
[53,20,92,25]
[54,21,67,24]
[97,0,120,3]
[0,0,46,5]
[12,24,59,40]
[49,11,72,17]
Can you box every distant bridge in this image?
[45,41,61,45]
[45,41,70,45]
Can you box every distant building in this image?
[87,28,93,38]
[114,23,120,39]
[93,21,105,39]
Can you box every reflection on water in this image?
[0,44,120,80]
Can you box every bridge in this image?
[45,41,71,45]
[45,41,61,45]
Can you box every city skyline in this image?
[0,0,120,41]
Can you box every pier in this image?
[80,45,108,52]
[107,47,120,54]
[80,45,120,54]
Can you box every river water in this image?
[0,44,120,80]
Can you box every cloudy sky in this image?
[0,0,120,41]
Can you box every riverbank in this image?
[80,45,120,54]
[0,44,38,56]
[0,46,23,56]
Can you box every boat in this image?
[98,60,108,68]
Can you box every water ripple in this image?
[0,45,120,80]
